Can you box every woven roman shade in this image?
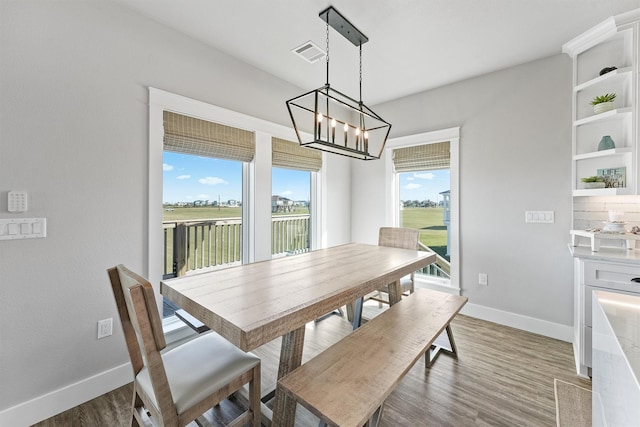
[163,111,255,162]
[392,141,450,172]
[272,137,322,172]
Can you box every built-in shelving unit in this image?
[563,12,640,196]
[565,9,640,378]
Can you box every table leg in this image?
[387,279,402,305]
[271,325,306,427]
[346,301,355,322]
[352,297,364,330]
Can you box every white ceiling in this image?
[114,0,640,105]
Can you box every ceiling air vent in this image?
[291,40,326,64]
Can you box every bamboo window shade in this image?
[272,137,322,172]
[163,111,255,162]
[392,141,450,172]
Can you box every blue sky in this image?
[163,152,310,203]
[399,169,450,204]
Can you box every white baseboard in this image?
[0,363,132,427]
[461,302,573,343]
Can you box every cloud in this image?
[280,190,293,196]
[196,194,210,199]
[413,172,435,180]
[404,183,422,190]
[177,175,191,180]
[198,177,228,185]
[163,163,174,171]
[407,177,414,181]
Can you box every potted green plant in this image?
[591,93,616,114]
[581,175,605,189]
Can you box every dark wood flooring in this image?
[32,307,590,426]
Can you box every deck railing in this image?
[163,214,311,278]
[162,217,450,281]
[418,241,451,280]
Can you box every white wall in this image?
[351,54,575,333]
[0,1,350,424]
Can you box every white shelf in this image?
[573,147,632,160]
[574,66,633,92]
[574,107,632,127]
[573,187,629,197]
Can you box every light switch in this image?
[7,223,18,235]
[0,218,46,240]
[525,210,555,224]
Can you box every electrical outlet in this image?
[97,318,113,339]
[478,273,488,286]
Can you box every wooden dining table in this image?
[161,242,436,427]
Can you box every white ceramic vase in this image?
[594,102,615,114]
[583,182,606,189]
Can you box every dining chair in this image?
[376,227,420,297]
[352,227,420,328]
[107,264,261,427]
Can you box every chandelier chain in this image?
[359,44,363,103]
[325,21,330,86]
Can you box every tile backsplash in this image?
[573,196,640,248]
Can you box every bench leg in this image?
[426,324,458,368]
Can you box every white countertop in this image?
[594,290,640,388]
[569,244,640,265]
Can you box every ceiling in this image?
[114,0,640,105]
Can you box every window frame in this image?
[384,127,460,294]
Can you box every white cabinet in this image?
[573,256,640,377]
[563,12,640,196]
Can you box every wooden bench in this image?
[274,288,468,427]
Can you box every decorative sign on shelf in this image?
[598,167,626,188]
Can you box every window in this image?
[160,111,254,317]
[271,137,321,257]
[272,168,311,257]
[398,168,451,261]
[386,128,460,293]
[163,154,243,274]
[149,89,325,321]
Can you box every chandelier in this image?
[286,6,391,160]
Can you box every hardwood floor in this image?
[33,308,590,426]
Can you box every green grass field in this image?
[163,206,309,221]
[400,207,448,260]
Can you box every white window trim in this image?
[384,127,460,294]
[148,87,322,317]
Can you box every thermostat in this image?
[8,191,28,213]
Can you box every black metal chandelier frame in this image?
[286,6,391,160]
